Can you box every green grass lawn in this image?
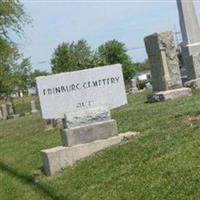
[1,91,200,200]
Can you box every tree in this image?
[0,38,20,97]
[135,59,150,73]
[96,40,135,81]
[0,0,29,41]
[51,39,94,73]
[14,57,32,92]
[0,0,29,97]
[30,69,50,87]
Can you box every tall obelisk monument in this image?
[177,0,200,80]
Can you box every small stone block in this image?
[148,87,192,103]
[41,132,139,176]
[63,106,111,128]
[61,119,118,147]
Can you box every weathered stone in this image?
[184,77,200,89]
[31,100,38,113]
[148,87,192,103]
[177,0,200,80]
[1,104,8,120]
[0,109,3,120]
[131,78,139,94]
[41,132,139,176]
[6,102,14,115]
[63,107,111,128]
[61,119,118,147]
[176,0,200,56]
[145,82,153,93]
[189,53,200,80]
[144,31,182,92]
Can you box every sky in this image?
[18,0,200,72]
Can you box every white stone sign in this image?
[36,64,127,119]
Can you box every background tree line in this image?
[51,39,137,81]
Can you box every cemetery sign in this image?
[36,64,127,119]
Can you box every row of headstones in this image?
[0,103,14,120]
[0,100,38,120]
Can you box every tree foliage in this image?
[0,0,29,97]
[51,39,94,73]
[0,0,29,40]
[96,40,135,81]
[51,39,135,81]
[135,59,150,73]
[13,57,32,92]
[30,69,50,87]
[0,38,20,97]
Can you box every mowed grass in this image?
[1,91,200,199]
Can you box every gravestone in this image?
[145,82,153,93]
[1,104,8,120]
[37,64,138,176]
[6,102,14,115]
[176,0,200,82]
[131,78,139,94]
[30,100,38,113]
[60,107,117,146]
[144,31,192,102]
[0,109,3,120]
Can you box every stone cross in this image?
[177,0,200,80]
[144,31,182,92]
[31,100,38,113]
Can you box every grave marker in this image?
[144,31,192,102]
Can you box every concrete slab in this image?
[148,87,192,103]
[60,119,118,147]
[41,132,139,176]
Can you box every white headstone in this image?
[1,104,8,120]
[31,100,38,113]
[0,109,3,120]
[36,64,127,119]
[6,102,14,115]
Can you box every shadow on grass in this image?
[0,162,68,200]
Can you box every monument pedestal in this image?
[61,120,118,147]
[148,87,192,103]
[41,107,139,176]
[41,132,139,176]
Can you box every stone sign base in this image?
[41,132,139,176]
[148,87,192,103]
[184,78,200,89]
[40,107,139,176]
[61,120,118,147]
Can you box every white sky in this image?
[18,0,200,72]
